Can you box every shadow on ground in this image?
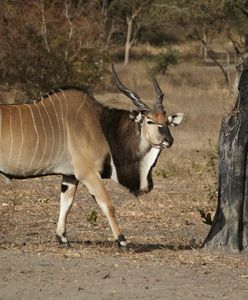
[63,239,201,253]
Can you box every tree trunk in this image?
[204,60,248,252]
[124,17,132,65]
[201,27,208,61]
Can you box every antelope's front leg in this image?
[82,173,127,247]
[56,175,78,245]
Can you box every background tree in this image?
[107,0,153,64]
[157,0,248,91]
[1,0,248,98]
[0,0,109,98]
[224,0,248,60]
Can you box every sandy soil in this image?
[1,154,248,300]
[1,248,248,300]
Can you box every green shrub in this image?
[153,49,178,74]
[87,210,98,226]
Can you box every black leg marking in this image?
[56,235,71,248]
[116,234,127,247]
[61,184,68,193]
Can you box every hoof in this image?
[56,235,71,248]
[116,234,127,247]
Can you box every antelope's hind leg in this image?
[56,175,78,245]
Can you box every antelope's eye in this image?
[147,120,154,125]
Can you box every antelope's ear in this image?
[168,113,184,127]
[129,111,143,122]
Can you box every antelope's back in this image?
[0,89,108,179]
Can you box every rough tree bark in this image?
[203,60,248,252]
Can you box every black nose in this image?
[165,136,174,146]
[159,126,173,145]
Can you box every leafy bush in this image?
[0,1,109,98]
[153,49,178,74]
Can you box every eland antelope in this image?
[0,65,183,246]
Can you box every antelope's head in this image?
[112,65,183,149]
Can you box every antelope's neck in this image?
[138,141,161,193]
[100,107,162,195]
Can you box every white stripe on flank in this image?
[48,95,61,162]
[60,90,69,140]
[16,106,24,170]
[53,92,65,162]
[75,95,86,124]
[35,102,48,173]
[25,104,39,170]
[41,101,55,167]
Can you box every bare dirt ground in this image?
[1,155,248,300]
[1,65,248,300]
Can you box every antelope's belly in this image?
[0,151,74,178]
